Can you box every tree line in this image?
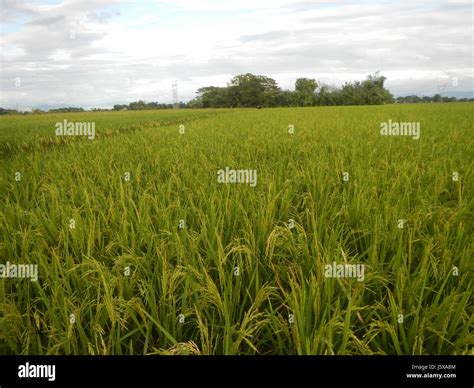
[1,73,472,115]
[112,101,187,111]
[188,73,393,108]
[395,95,473,103]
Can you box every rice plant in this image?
[0,104,472,355]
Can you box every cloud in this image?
[0,0,472,109]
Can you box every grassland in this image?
[0,104,472,355]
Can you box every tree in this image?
[129,100,147,110]
[295,78,317,106]
[196,86,228,107]
[0,108,20,115]
[361,73,393,104]
[187,97,203,109]
[230,74,280,107]
[315,84,340,106]
[192,73,400,108]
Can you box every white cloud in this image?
[0,0,472,109]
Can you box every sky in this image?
[0,0,472,110]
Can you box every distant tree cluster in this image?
[188,73,394,108]
[0,107,84,115]
[49,107,85,113]
[112,100,186,111]
[395,94,474,103]
[0,108,23,115]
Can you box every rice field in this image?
[0,103,472,355]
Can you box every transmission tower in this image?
[172,80,179,109]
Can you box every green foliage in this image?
[48,107,85,113]
[295,78,318,106]
[197,73,394,108]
